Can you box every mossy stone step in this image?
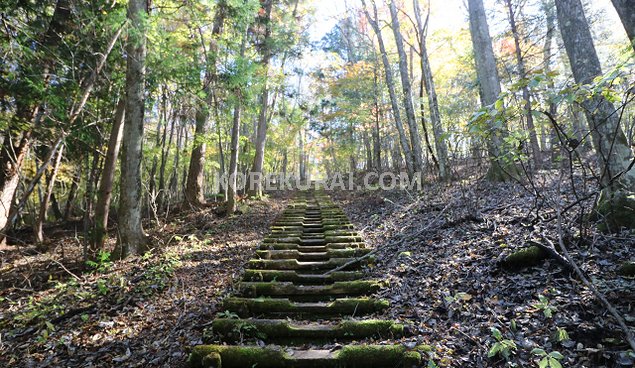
[256,248,371,260]
[210,319,403,343]
[189,344,421,368]
[221,297,390,318]
[238,280,383,297]
[262,236,302,244]
[243,269,364,284]
[248,258,365,271]
[259,243,366,251]
[300,239,327,246]
[325,236,363,243]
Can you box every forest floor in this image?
[0,178,634,367]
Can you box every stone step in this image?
[247,258,365,271]
[243,269,365,284]
[256,248,371,260]
[221,297,390,318]
[189,344,421,368]
[209,319,403,343]
[259,242,366,251]
[237,280,383,298]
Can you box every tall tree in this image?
[467,0,512,181]
[504,0,542,169]
[92,99,126,255]
[556,0,635,228]
[413,0,450,180]
[388,0,425,173]
[0,0,72,235]
[117,0,148,257]
[610,0,635,51]
[185,1,228,206]
[248,0,275,197]
[361,0,415,177]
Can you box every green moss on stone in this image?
[595,189,635,231]
[337,345,421,368]
[189,345,287,368]
[242,269,364,283]
[500,246,548,271]
[210,319,404,342]
[618,262,635,277]
[221,297,389,317]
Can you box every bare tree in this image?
[388,0,425,173]
[504,0,542,169]
[413,0,450,180]
[610,0,635,51]
[467,0,512,181]
[556,0,635,229]
[361,0,415,177]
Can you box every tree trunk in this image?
[610,0,635,51]
[34,144,64,244]
[64,167,81,221]
[556,0,635,228]
[372,64,382,172]
[92,99,125,255]
[227,97,242,214]
[414,0,450,180]
[541,0,559,158]
[467,0,512,181]
[185,2,227,206]
[117,0,148,257]
[504,0,542,169]
[388,0,425,173]
[249,0,275,197]
[361,0,414,177]
[0,0,73,235]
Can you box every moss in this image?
[221,297,389,317]
[242,269,364,283]
[325,236,363,243]
[323,224,354,230]
[337,345,422,368]
[328,248,371,258]
[189,345,287,368]
[201,352,221,368]
[262,236,302,244]
[248,258,364,271]
[339,320,403,337]
[618,262,635,277]
[500,246,548,271]
[325,230,358,236]
[211,319,404,342]
[595,189,635,231]
[239,280,384,298]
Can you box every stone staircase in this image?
[189,191,421,368]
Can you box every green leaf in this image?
[488,343,501,358]
[548,357,563,368]
[490,327,503,340]
[549,351,564,360]
[531,348,547,356]
[45,321,55,331]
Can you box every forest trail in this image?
[189,190,421,367]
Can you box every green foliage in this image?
[531,348,565,368]
[552,327,569,343]
[217,310,240,319]
[86,251,113,273]
[488,327,517,360]
[533,295,556,318]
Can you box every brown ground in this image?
[0,181,633,367]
